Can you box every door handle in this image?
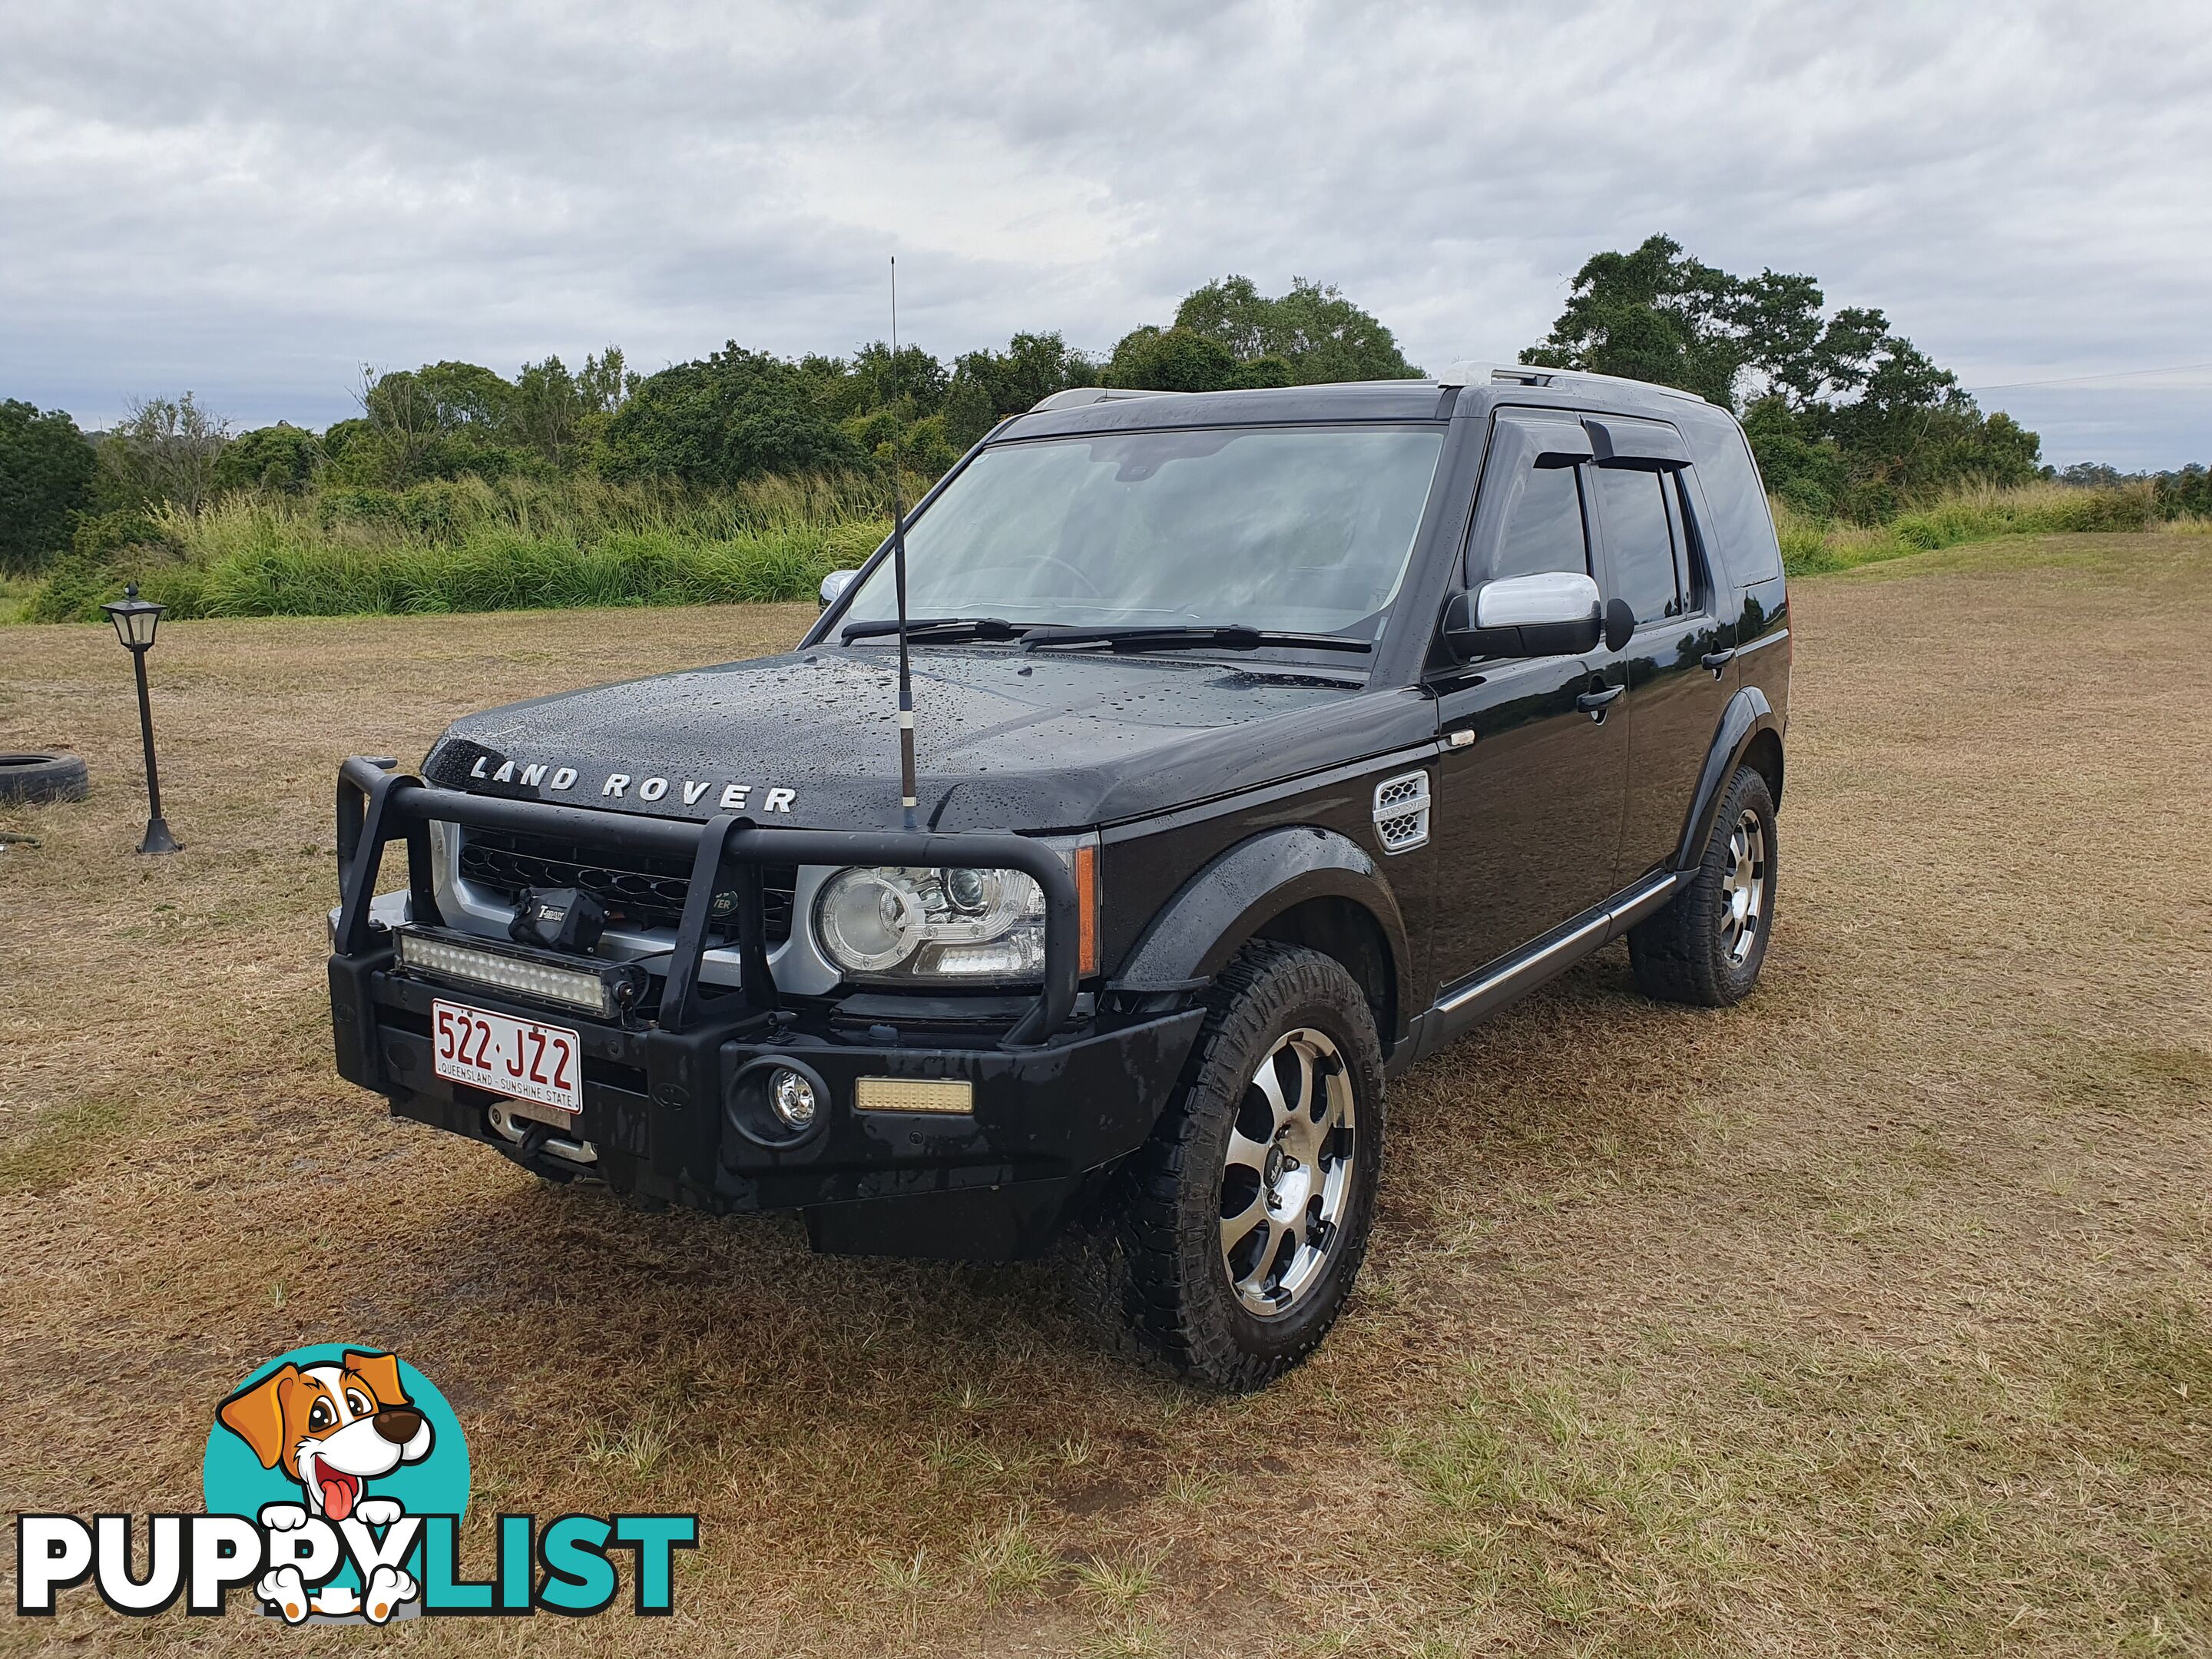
[1575,684,1624,722]
[1700,648,1736,679]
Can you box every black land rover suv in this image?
[327,366,1789,1389]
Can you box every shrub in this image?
[1106,326,1237,392]
[2154,465,2210,521]
[1229,353,1294,389]
[72,508,178,561]
[1174,275,1422,382]
[97,392,232,513]
[211,423,322,495]
[943,333,1098,449]
[606,346,865,488]
[0,401,98,573]
[24,545,205,623]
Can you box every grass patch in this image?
[1392,1304,2212,1654]
[22,472,893,622]
[581,1412,675,1481]
[1394,1373,1734,1641]
[1776,480,2170,576]
[13,472,2197,624]
[1070,1542,1168,1615]
[0,571,44,624]
[1080,1619,1171,1659]
[961,1508,1063,1605]
[0,1096,134,1197]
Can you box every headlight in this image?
[815,865,1047,981]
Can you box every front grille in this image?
[458,828,796,944]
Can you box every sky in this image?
[2,0,2207,470]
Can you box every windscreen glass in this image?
[839,425,1445,639]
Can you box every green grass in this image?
[0,573,38,624]
[959,1509,1063,1607]
[1390,1300,2212,1653]
[0,1095,134,1198]
[21,472,895,622]
[12,472,2199,624]
[1775,480,2177,576]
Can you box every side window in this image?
[1664,475,1700,610]
[1488,463,1590,582]
[1594,469,1680,624]
[1680,416,1784,584]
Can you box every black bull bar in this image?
[333,755,1083,1046]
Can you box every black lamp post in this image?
[100,583,180,855]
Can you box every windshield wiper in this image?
[1021,624,1373,655]
[843,618,1376,654]
[841,616,1025,644]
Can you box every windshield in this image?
[839,424,1445,641]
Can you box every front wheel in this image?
[1629,763,1777,1006]
[1115,942,1386,1391]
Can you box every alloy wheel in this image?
[1217,1026,1358,1317]
[1719,806,1767,965]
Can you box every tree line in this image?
[1518,238,2199,523]
[0,273,1425,575]
[1523,233,2049,521]
[4,247,2201,578]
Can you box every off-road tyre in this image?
[1629,763,1777,1007]
[0,753,88,805]
[1116,941,1386,1391]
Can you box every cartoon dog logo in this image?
[216,1349,433,1622]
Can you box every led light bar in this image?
[853,1078,975,1115]
[394,929,631,1018]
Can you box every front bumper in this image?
[326,757,1203,1260]
[332,950,1201,1257]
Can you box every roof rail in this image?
[1028,386,1189,412]
[1434,360,1710,406]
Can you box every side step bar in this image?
[1392,869,1686,1071]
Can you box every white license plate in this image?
[431,999,582,1114]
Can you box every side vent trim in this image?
[1373,770,1431,855]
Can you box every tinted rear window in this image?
[1594,469,1679,622]
[1682,412,1783,585]
[1493,464,1591,582]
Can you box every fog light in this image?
[726,1055,832,1151]
[770,1067,818,1130]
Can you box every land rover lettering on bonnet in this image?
[326,366,1790,1389]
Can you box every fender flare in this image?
[1109,826,1413,1031]
[1671,686,1783,869]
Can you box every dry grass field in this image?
[2,532,2207,1657]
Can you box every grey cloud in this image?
[3,0,2205,466]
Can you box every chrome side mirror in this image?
[818,569,858,611]
[1442,571,1603,659]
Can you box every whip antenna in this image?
[889,255,919,830]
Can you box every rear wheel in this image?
[1116,942,1386,1391]
[1629,763,1777,1006]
